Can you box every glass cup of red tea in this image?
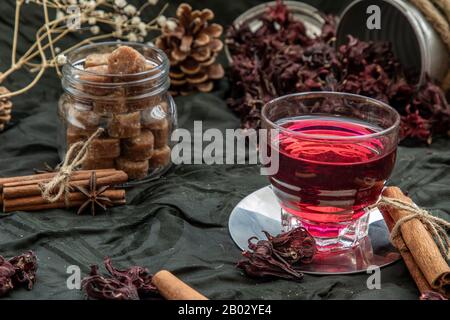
[261,92,400,252]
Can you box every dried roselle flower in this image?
[320,15,338,43]
[0,257,15,297]
[82,265,140,300]
[339,36,370,73]
[226,1,450,144]
[82,257,159,300]
[410,81,450,135]
[420,291,448,300]
[8,251,38,290]
[364,42,401,78]
[266,0,290,25]
[358,64,390,102]
[104,257,158,298]
[387,78,415,109]
[303,42,339,71]
[237,227,317,281]
[237,238,304,281]
[0,251,38,297]
[262,227,317,264]
[296,69,325,92]
[400,107,432,143]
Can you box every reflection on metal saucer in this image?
[228,186,401,275]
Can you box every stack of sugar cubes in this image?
[64,46,172,180]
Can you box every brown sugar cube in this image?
[141,105,170,148]
[149,145,171,170]
[141,103,168,121]
[93,99,127,114]
[159,101,169,112]
[79,65,110,83]
[122,62,157,95]
[122,130,154,161]
[85,53,110,68]
[115,61,156,84]
[79,65,112,96]
[66,102,100,129]
[86,138,120,159]
[115,157,149,180]
[147,119,169,148]
[82,157,116,170]
[141,104,168,126]
[66,126,85,146]
[108,46,146,74]
[93,88,127,114]
[125,96,160,112]
[107,111,141,138]
[67,123,97,137]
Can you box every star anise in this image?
[74,172,113,216]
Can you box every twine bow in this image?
[378,196,450,260]
[40,128,104,204]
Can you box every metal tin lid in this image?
[225,1,325,63]
[336,0,449,85]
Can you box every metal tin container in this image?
[225,1,325,63]
[337,0,449,85]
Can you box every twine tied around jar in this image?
[40,128,104,205]
[378,196,450,260]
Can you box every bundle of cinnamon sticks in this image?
[0,169,127,213]
[381,187,450,298]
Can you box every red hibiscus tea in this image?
[269,116,396,241]
[262,93,400,252]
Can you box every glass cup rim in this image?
[261,91,401,141]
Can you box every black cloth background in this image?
[0,0,449,300]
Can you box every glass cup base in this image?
[281,209,370,253]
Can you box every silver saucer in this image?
[229,186,401,275]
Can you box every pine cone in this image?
[156,3,225,96]
[0,86,12,132]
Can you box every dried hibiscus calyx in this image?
[237,227,316,281]
[0,251,38,297]
[0,257,15,296]
[262,227,316,264]
[400,106,431,143]
[82,265,140,300]
[82,257,159,300]
[8,251,38,290]
[226,0,450,144]
[104,257,157,299]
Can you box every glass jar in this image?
[58,42,176,181]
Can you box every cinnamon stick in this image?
[2,171,128,200]
[0,168,117,188]
[0,169,120,205]
[152,270,208,300]
[380,205,432,294]
[3,189,126,212]
[382,187,450,297]
[1,169,118,188]
[0,172,58,188]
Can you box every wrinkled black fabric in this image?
[0,0,449,300]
